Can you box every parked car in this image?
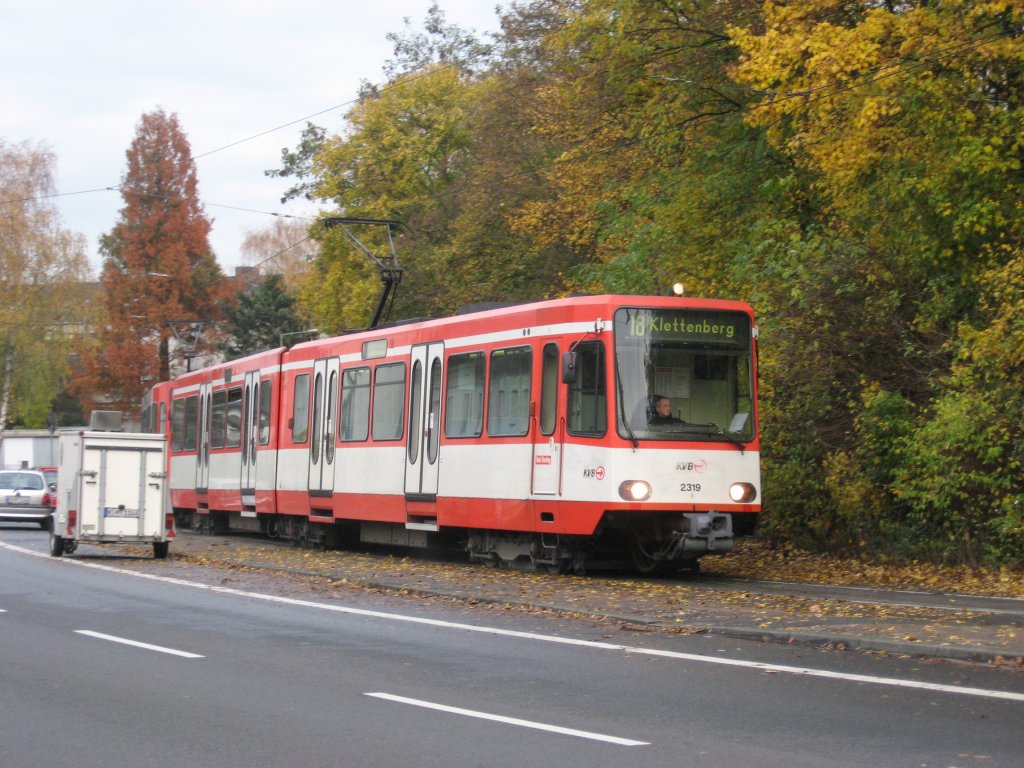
[0,469,56,529]
[34,466,58,487]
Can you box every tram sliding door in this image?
[240,370,258,513]
[404,343,444,498]
[195,382,212,494]
[307,357,339,500]
[531,342,563,495]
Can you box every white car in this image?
[0,470,56,529]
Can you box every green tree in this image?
[0,140,92,429]
[304,64,478,330]
[221,274,305,358]
[442,1,584,306]
[729,0,1024,562]
[890,247,1024,567]
[383,0,493,79]
[265,122,327,204]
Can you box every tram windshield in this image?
[614,307,755,442]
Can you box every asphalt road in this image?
[2,526,1023,767]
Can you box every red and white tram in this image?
[142,294,760,573]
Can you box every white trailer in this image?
[50,431,174,558]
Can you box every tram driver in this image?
[649,395,684,425]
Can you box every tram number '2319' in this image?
[680,483,702,493]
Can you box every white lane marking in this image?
[3,540,1023,703]
[365,692,648,746]
[75,630,205,658]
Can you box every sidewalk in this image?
[164,532,1024,666]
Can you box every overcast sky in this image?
[1,1,502,275]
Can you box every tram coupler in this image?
[671,512,734,557]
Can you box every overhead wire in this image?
[0,10,554,214]
[0,59,470,210]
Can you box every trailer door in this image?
[307,357,339,498]
[80,439,165,538]
[404,343,444,498]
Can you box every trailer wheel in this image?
[153,542,169,559]
[49,531,64,558]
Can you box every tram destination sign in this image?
[618,309,749,346]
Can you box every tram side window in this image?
[427,357,442,463]
[292,374,311,443]
[210,390,227,449]
[540,343,558,435]
[487,346,532,437]
[340,367,370,442]
[445,351,484,438]
[225,387,243,447]
[372,363,406,441]
[159,403,166,434]
[171,399,185,451]
[259,381,272,444]
[567,341,606,436]
[184,395,199,450]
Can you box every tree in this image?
[508,0,771,296]
[0,140,93,429]
[221,274,305,358]
[270,6,503,331]
[304,62,478,331]
[74,110,226,418]
[441,1,584,306]
[728,0,1024,562]
[265,122,327,204]
[239,218,317,298]
[383,0,493,79]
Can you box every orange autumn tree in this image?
[76,109,226,419]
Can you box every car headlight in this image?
[729,482,757,503]
[618,480,652,501]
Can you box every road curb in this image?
[703,626,1019,665]
[172,551,1019,665]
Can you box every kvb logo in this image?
[676,459,708,473]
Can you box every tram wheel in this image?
[629,538,662,574]
[543,559,573,575]
[679,558,701,575]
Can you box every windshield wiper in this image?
[719,430,749,453]
[651,423,749,453]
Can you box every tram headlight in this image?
[729,482,757,503]
[618,480,652,501]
